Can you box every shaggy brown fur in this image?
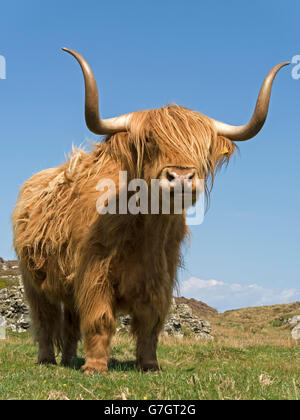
[13,105,235,373]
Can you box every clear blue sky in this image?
[0,0,299,311]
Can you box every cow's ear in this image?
[208,135,237,174]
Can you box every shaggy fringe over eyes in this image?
[129,105,214,176]
[105,104,237,201]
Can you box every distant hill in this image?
[0,259,19,271]
[220,301,300,325]
[0,257,20,277]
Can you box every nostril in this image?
[166,171,175,182]
[188,172,195,180]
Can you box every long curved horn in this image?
[212,62,290,141]
[62,48,131,135]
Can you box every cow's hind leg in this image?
[61,305,81,366]
[131,304,165,372]
[22,267,62,365]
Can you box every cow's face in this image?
[142,139,204,206]
[112,106,236,209]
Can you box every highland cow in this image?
[12,49,288,374]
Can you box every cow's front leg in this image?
[131,304,167,372]
[80,303,116,375]
[75,260,116,375]
[82,320,114,375]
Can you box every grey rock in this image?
[281,314,300,326]
[291,324,300,340]
[0,285,31,333]
[163,299,213,340]
[289,315,300,326]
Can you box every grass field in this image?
[0,330,299,400]
[1,271,299,401]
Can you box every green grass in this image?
[0,332,299,400]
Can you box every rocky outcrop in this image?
[0,286,30,333]
[174,296,218,318]
[282,315,300,340]
[272,314,300,341]
[291,324,300,340]
[283,315,300,326]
